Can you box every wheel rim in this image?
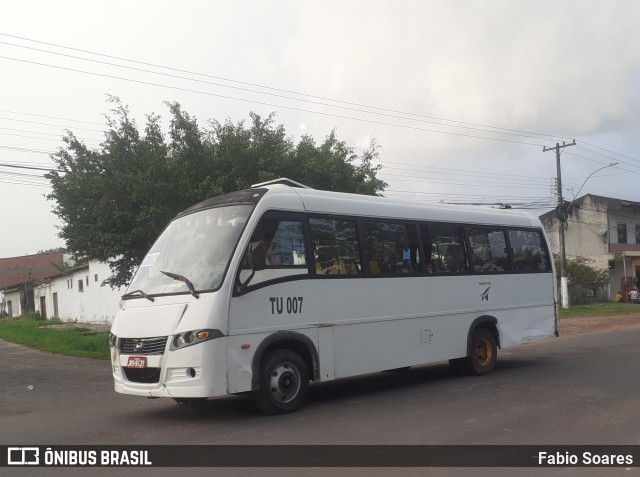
[268,361,301,403]
[475,337,494,367]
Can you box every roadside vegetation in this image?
[0,314,109,359]
[559,302,640,318]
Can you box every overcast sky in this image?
[1,0,639,259]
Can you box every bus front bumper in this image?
[111,338,228,399]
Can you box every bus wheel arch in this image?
[250,331,318,413]
[252,348,310,414]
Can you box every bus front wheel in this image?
[252,349,309,414]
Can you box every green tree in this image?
[46,98,386,287]
[555,256,610,286]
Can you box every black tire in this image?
[252,349,309,415]
[464,327,497,376]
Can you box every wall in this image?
[1,289,22,317]
[34,261,124,324]
[0,252,71,290]
[565,195,611,269]
[540,195,611,267]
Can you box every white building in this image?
[34,260,124,324]
[1,287,24,317]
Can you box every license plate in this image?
[127,356,147,368]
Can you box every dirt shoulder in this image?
[560,313,640,336]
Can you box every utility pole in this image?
[543,140,576,309]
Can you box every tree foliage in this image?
[46,98,387,287]
[555,256,610,286]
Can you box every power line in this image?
[379,173,552,190]
[0,109,104,126]
[0,131,101,145]
[0,161,55,171]
[2,33,638,190]
[0,32,574,143]
[1,54,553,148]
[379,163,553,184]
[0,145,52,155]
[0,115,104,133]
[579,140,640,164]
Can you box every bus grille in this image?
[123,367,161,384]
[120,337,168,355]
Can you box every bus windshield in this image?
[125,204,253,297]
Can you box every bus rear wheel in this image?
[465,327,497,376]
[252,349,309,414]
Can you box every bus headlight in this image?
[109,333,119,350]
[170,329,223,350]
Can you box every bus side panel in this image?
[227,272,555,385]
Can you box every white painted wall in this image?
[34,260,124,324]
[1,289,22,317]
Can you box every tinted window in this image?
[428,224,467,273]
[258,219,306,266]
[467,228,510,272]
[310,218,362,276]
[509,229,550,272]
[365,222,418,275]
[239,216,308,286]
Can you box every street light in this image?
[568,162,618,210]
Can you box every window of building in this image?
[467,228,510,272]
[86,276,89,286]
[427,224,467,273]
[78,280,84,292]
[95,274,98,282]
[509,230,550,272]
[309,218,362,276]
[618,223,628,244]
[635,225,640,244]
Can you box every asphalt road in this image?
[1,325,639,477]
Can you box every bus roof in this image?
[257,182,541,228]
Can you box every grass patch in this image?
[559,302,640,319]
[0,317,109,359]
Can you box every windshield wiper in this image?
[121,289,155,301]
[160,271,200,299]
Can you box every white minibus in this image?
[110,178,557,414]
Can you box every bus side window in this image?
[429,224,467,273]
[509,229,550,272]
[240,217,307,286]
[364,221,416,275]
[419,224,432,273]
[467,228,510,273]
[309,218,362,276]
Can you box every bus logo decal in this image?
[479,285,491,302]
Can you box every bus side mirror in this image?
[251,243,266,271]
[236,243,266,295]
